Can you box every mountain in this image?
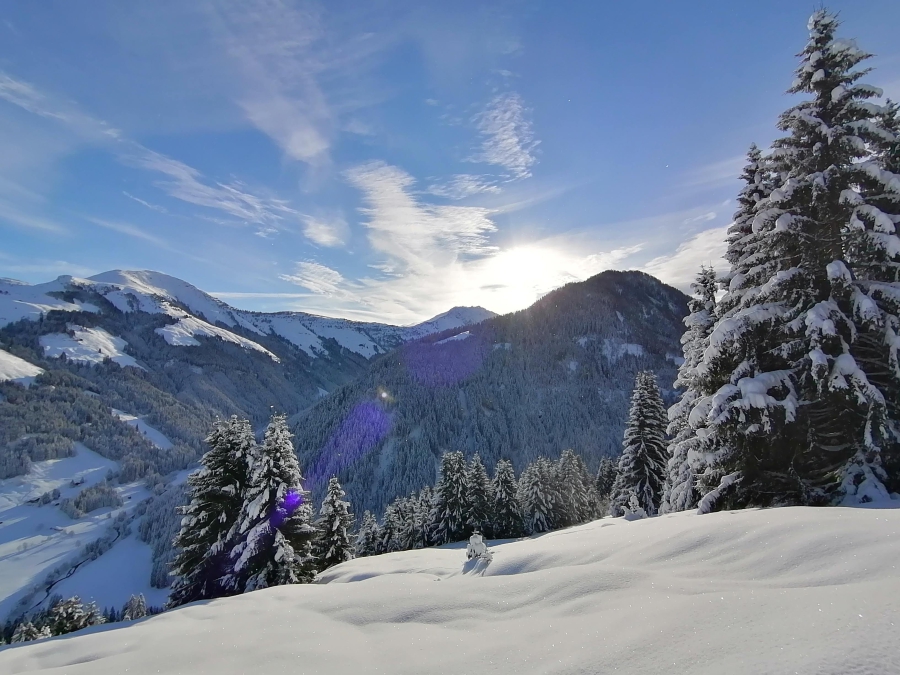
[2,506,896,675]
[293,270,689,515]
[0,269,493,620]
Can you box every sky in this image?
[1,1,899,325]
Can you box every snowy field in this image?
[0,349,43,386]
[39,326,144,370]
[1,505,897,674]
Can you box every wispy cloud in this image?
[302,212,348,247]
[680,155,745,193]
[85,217,171,248]
[470,92,538,180]
[426,174,501,200]
[279,261,360,301]
[641,225,728,291]
[123,191,168,214]
[0,200,68,234]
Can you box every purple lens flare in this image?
[269,489,304,528]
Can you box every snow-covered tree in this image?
[354,510,381,557]
[48,596,104,636]
[465,454,493,535]
[595,457,617,501]
[168,416,255,608]
[610,371,668,516]
[661,267,717,514]
[490,459,524,538]
[397,486,432,551]
[518,457,557,534]
[696,11,900,509]
[379,499,403,553]
[557,449,594,525]
[314,476,355,570]
[121,594,147,621]
[11,622,50,643]
[428,451,469,544]
[226,414,317,592]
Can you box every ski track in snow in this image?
[1,506,898,674]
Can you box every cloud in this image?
[641,225,728,291]
[426,174,501,200]
[470,92,538,179]
[302,212,348,247]
[344,161,497,275]
[86,217,171,249]
[123,191,168,213]
[680,155,746,193]
[279,261,360,301]
[0,200,68,234]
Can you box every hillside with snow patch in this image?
[1,505,897,674]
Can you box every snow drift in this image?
[1,505,897,674]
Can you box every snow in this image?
[0,277,96,328]
[2,506,899,674]
[601,338,644,361]
[435,330,471,344]
[39,326,144,370]
[110,410,173,450]
[0,349,43,386]
[155,316,280,362]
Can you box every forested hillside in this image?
[293,270,689,515]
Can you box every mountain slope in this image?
[294,270,689,515]
[1,506,896,675]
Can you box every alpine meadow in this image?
[0,4,898,674]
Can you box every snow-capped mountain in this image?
[1,270,496,360]
[0,269,495,621]
[294,270,690,515]
[2,505,896,675]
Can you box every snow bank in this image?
[39,327,144,370]
[436,330,471,344]
[155,316,280,362]
[0,350,43,386]
[2,506,898,674]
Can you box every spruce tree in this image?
[465,454,493,536]
[226,414,317,591]
[168,416,255,608]
[313,476,355,570]
[610,371,668,516]
[354,510,381,557]
[557,449,593,525]
[697,10,900,508]
[48,596,104,636]
[518,458,555,534]
[398,486,432,551]
[121,594,147,621]
[595,457,617,501]
[379,500,403,553]
[490,459,524,538]
[11,622,49,643]
[428,451,469,544]
[661,267,718,514]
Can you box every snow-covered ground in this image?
[0,349,43,386]
[39,326,144,370]
[2,506,897,674]
[0,445,158,619]
[110,410,173,450]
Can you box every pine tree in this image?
[696,11,900,509]
[661,267,718,514]
[226,414,317,592]
[121,594,147,621]
[595,457,617,501]
[379,500,403,553]
[610,371,668,516]
[355,510,381,557]
[428,451,469,544]
[465,454,493,536]
[48,596,104,636]
[518,458,555,534]
[397,486,432,551]
[11,622,49,643]
[557,449,593,525]
[314,476,355,570]
[490,459,524,538]
[168,416,255,608]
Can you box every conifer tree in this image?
[428,451,469,544]
[465,454,493,535]
[48,596,104,636]
[379,500,403,553]
[313,476,355,570]
[11,622,49,643]
[354,510,381,557]
[226,414,317,591]
[610,372,668,516]
[518,458,555,534]
[398,486,432,550]
[661,267,718,514]
[490,459,524,538]
[121,594,147,621]
[595,457,617,501]
[168,416,255,608]
[557,449,593,525]
[697,10,900,508]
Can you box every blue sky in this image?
[1,1,898,324]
